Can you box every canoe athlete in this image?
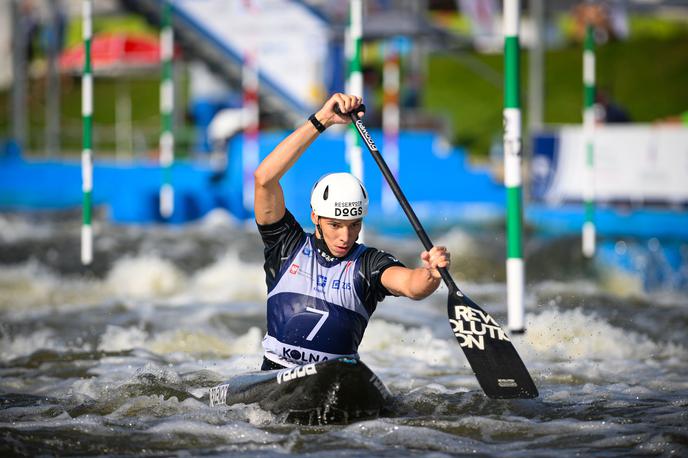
[254,93,450,370]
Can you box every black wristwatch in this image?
[308,113,327,133]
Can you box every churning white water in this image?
[0,211,686,456]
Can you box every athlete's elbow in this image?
[389,283,426,300]
[253,168,272,188]
[404,283,434,300]
[386,268,438,300]
[405,275,440,300]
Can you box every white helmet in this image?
[310,173,368,220]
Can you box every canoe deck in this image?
[209,357,393,425]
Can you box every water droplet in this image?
[614,240,627,255]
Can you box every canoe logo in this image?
[209,383,229,407]
[355,119,378,152]
[276,363,317,385]
[449,305,511,350]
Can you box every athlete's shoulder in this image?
[357,246,405,282]
[360,246,403,266]
[257,208,302,235]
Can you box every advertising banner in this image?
[532,125,688,205]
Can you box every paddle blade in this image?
[447,290,538,399]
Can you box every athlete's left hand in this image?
[420,246,450,279]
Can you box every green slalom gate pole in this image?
[346,0,365,242]
[159,0,174,218]
[503,0,525,333]
[582,24,596,257]
[81,0,93,265]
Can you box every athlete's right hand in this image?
[315,93,364,129]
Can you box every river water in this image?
[1,210,686,457]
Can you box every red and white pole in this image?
[382,40,400,214]
[242,1,260,213]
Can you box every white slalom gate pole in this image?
[582,24,596,258]
[159,0,175,218]
[81,0,93,265]
[503,0,525,333]
[382,39,400,215]
[346,0,364,241]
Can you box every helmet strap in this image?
[315,216,324,239]
[314,217,343,262]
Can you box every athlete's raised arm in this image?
[253,93,363,225]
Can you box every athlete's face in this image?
[311,212,363,257]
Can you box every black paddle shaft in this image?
[337,104,539,399]
[337,106,457,292]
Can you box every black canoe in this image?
[208,357,393,425]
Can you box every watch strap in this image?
[308,113,327,133]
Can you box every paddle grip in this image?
[334,103,366,117]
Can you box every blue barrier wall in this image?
[1,131,505,229]
[0,149,228,224]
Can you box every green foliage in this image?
[424,52,503,155]
[628,16,688,39]
[424,33,688,156]
[0,76,193,155]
